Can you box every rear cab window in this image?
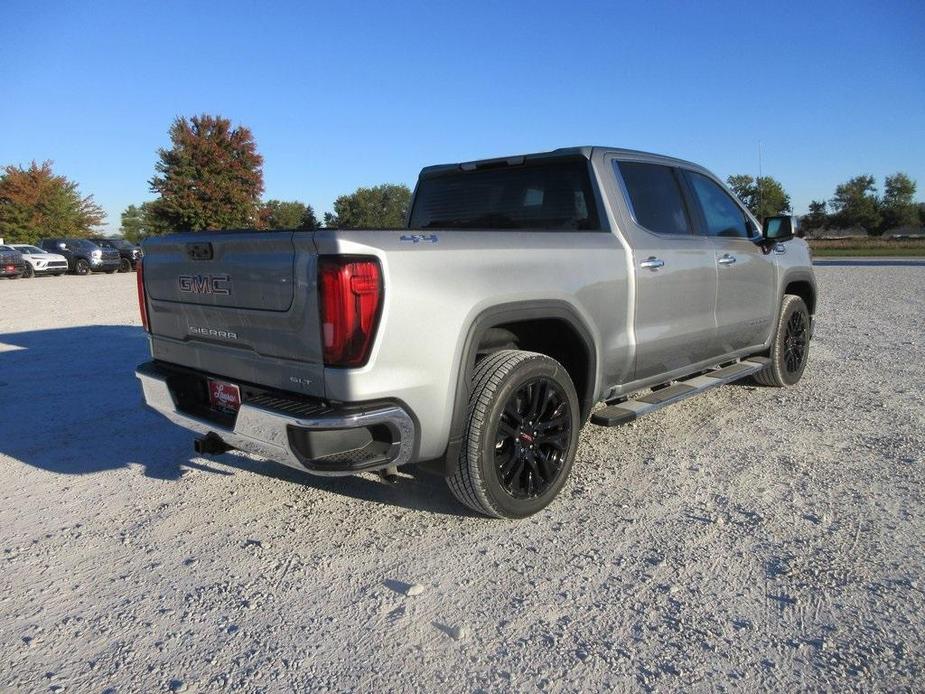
[613,161,693,236]
[409,157,601,230]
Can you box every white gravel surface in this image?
[1,266,923,692]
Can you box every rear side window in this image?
[409,158,600,230]
[686,172,751,238]
[615,162,692,235]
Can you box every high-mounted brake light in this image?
[318,257,382,367]
[136,257,150,332]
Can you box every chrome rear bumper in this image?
[136,363,415,476]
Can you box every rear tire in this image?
[447,350,580,518]
[754,294,810,387]
[22,264,34,278]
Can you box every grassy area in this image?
[808,238,925,257]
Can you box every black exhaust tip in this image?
[194,433,233,456]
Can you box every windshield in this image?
[409,158,601,231]
[16,245,44,254]
[72,240,99,251]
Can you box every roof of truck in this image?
[419,146,702,177]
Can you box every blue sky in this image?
[2,0,924,233]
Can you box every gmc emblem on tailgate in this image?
[178,273,231,295]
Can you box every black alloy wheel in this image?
[494,378,571,500]
[783,311,807,375]
[754,294,810,387]
[448,350,581,518]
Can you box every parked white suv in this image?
[10,244,69,277]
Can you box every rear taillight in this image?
[318,256,383,367]
[136,257,150,332]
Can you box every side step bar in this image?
[590,358,770,427]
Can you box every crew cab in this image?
[136,147,816,518]
[39,238,121,275]
[90,237,142,273]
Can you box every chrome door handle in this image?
[718,254,736,265]
[640,257,665,270]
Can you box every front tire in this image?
[74,259,90,275]
[754,294,810,387]
[448,350,580,518]
[118,258,131,273]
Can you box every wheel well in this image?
[785,280,815,315]
[475,318,593,420]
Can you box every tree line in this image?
[0,113,411,244]
[1,113,921,244]
[724,172,922,235]
[801,173,922,235]
[117,114,410,242]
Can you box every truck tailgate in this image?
[142,231,326,398]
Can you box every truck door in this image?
[683,171,777,355]
[609,159,718,381]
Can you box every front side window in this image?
[687,172,751,238]
[409,158,600,230]
[615,161,692,235]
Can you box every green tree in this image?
[119,201,171,243]
[830,175,881,233]
[120,204,145,243]
[726,174,791,220]
[801,200,829,234]
[149,114,264,231]
[259,200,319,230]
[880,172,918,231]
[326,183,411,228]
[0,160,105,244]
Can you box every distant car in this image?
[39,238,121,275]
[0,245,27,279]
[90,237,143,273]
[9,244,69,277]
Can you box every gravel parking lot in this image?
[1,265,923,692]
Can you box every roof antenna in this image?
[757,140,763,221]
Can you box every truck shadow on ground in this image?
[0,325,465,516]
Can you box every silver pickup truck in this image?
[136,147,816,518]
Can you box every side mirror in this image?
[762,215,797,242]
[58,242,67,250]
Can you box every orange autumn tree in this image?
[0,161,105,244]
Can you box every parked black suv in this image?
[0,245,26,279]
[90,237,142,273]
[39,238,121,275]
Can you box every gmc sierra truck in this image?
[136,147,816,518]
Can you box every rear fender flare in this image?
[439,300,598,475]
